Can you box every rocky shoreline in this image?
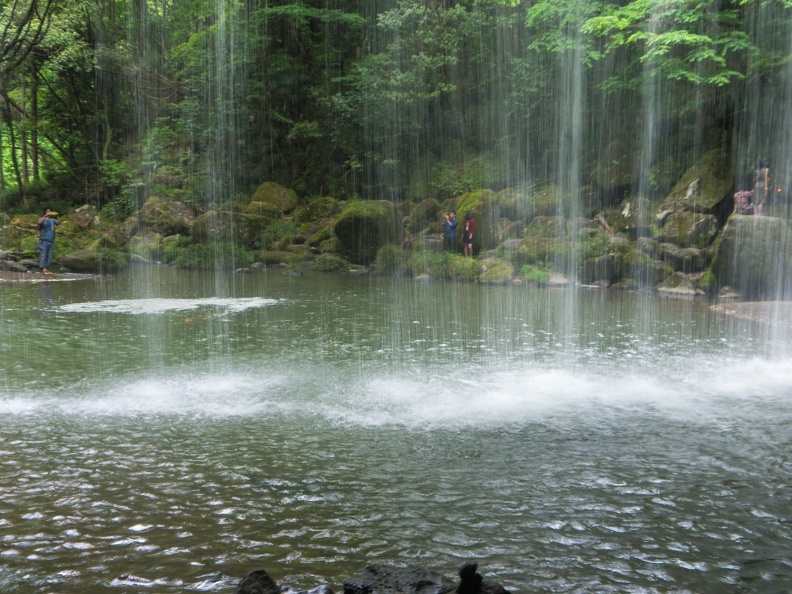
[2,149,792,299]
[234,563,509,594]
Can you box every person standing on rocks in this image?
[37,207,59,274]
[442,211,458,252]
[462,211,476,257]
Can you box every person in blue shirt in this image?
[442,211,458,252]
[37,207,59,274]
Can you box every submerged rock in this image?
[344,564,455,594]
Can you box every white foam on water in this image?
[335,355,792,429]
[0,370,290,418]
[56,297,282,315]
[1,356,791,427]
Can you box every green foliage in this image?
[313,254,349,272]
[447,254,482,281]
[172,242,252,269]
[520,265,550,285]
[259,219,295,251]
[374,244,408,274]
[408,248,448,278]
[579,231,611,260]
[296,197,341,223]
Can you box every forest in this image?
[2,0,790,217]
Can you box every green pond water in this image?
[1,268,791,593]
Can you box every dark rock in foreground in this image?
[344,565,456,594]
[235,569,335,594]
[235,569,281,594]
[456,563,510,594]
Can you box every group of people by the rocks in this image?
[733,162,772,216]
[442,210,476,256]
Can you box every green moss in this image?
[374,244,408,274]
[260,219,295,250]
[295,197,341,222]
[447,254,482,281]
[520,265,550,285]
[408,248,448,278]
[480,259,514,284]
[251,181,298,213]
[313,254,349,272]
[172,242,252,269]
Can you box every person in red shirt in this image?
[462,211,476,257]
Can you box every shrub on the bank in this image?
[448,254,481,281]
[375,244,408,274]
[172,242,251,269]
[260,219,295,250]
[520,265,550,285]
[409,248,447,278]
[313,254,349,272]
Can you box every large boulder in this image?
[68,204,100,230]
[59,242,127,272]
[191,211,275,248]
[406,198,442,234]
[333,200,401,264]
[296,197,341,223]
[657,148,732,216]
[712,214,792,299]
[138,196,196,235]
[0,224,33,251]
[251,181,298,213]
[655,211,720,247]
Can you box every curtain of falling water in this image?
[732,1,792,349]
[554,0,585,356]
[203,0,246,371]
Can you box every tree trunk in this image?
[20,77,29,187]
[31,67,39,182]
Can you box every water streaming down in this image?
[4,3,792,594]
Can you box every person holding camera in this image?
[442,211,458,252]
[37,207,59,274]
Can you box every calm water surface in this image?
[1,268,791,593]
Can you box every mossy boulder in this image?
[407,198,442,234]
[68,205,99,230]
[128,230,164,260]
[138,195,196,235]
[480,258,514,284]
[656,211,719,247]
[333,200,401,264]
[191,211,273,248]
[251,181,297,213]
[658,243,706,273]
[0,224,34,251]
[712,214,792,299]
[658,148,732,215]
[244,200,284,222]
[657,271,702,296]
[60,242,127,272]
[295,197,341,223]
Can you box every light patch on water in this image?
[56,297,282,315]
[334,355,792,429]
[0,370,290,418]
[2,356,792,427]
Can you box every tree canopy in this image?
[1,0,790,213]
